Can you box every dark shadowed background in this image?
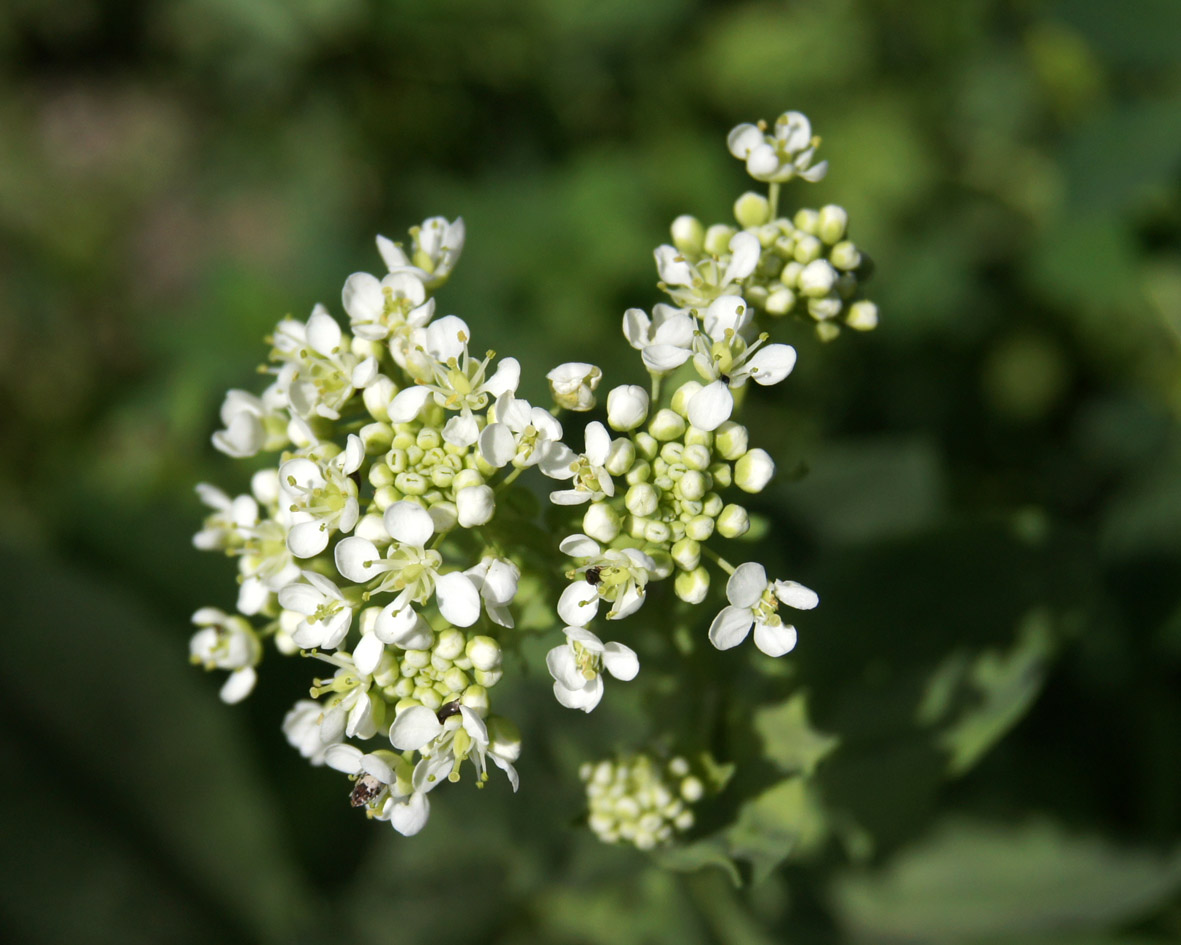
[2,1,1180,943]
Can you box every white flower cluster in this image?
[192,110,868,843]
[581,754,704,850]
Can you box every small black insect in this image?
[436,700,463,722]
[584,566,603,586]
[350,774,382,808]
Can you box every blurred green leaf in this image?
[831,818,1181,943]
[753,691,840,777]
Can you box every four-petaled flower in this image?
[546,626,638,712]
[708,562,818,657]
[727,111,828,183]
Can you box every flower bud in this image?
[625,483,659,518]
[456,484,495,527]
[808,295,843,321]
[452,468,484,491]
[735,448,775,493]
[474,667,503,687]
[817,204,848,244]
[780,260,804,288]
[674,566,710,604]
[703,223,736,257]
[847,299,879,331]
[626,459,652,486]
[461,684,491,715]
[799,259,837,297]
[702,493,724,518]
[394,471,429,496]
[681,443,711,471]
[670,381,702,419]
[716,503,750,538]
[605,437,636,476]
[670,214,704,255]
[765,287,797,315]
[607,385,649,431]
[793,233,822,264]
[363,375,398,422]
[734,192,771,228]
[547,362,601,411]
[436,627,466,661]
[710,462,733,488]
[830,240,862,271]
[426,500,458,532]
[671,537,700,571]
[466,635,502,671]
[644,519,671,544]
[677,470,706,501]
[684,514,715,541]
[793,208,819,234]
[583,501,621,543]
[650,408,686,442]
[412,686,443,710]
[488,716,522,762]
[359,421,393,454]
[442,666,471,693]
[680,776,705,802]
[370,461,395,489]
[354,511,388,543]
[714,421,749,461]
[816,321,842,342]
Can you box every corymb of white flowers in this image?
[191,110,877,844]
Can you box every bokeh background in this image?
[3,0,1181,942]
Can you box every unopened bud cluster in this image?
[581,754,705,850]
[192,109,869,848]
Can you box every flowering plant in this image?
[191,110,877,854]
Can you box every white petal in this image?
[703,295,751,337]
[642,344,693,374]
[456,485,495,527]
[538,444,578,479]
[353,632,386,675]
[219,667,256,704]
[602,643,639,681]
[559,533,600,558]
[287,520,329,558]
[376,235,409,270]
[745,344,797,386]
[443,412,479,448]
[724,231,761,283]
[754,621,798,657]
[361,753,394,784]
[483,357,520,398]
[608,582,645,620]
[306,307,342,356]
[490,755,519,792]
[558,581,600,626]
[390,793,430,836]
[708,606,755,650]
[774,580,819,610]
[549,488,591,506]
[478,423,516,468]
[375,601,433,649]
[383,501,434,547]
[388,385,433,423]
[554,675,603,712]
[746,143,780,179]
[324,743,364,774]
[342,271,384,322]
[622,307,652,349]
[546,644,586,691]
[389,705,443,751]
[654,244,695,286]
[279,458,325,492]
[687,381,734,432]
[334,537,383,583]
[727,562,767,607]
[727,123,764,158]
[564,626,604,652]
[584,421,611,463]
[435,572,480,627]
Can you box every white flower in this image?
[189,607,261,703]
[556,534,656,623]
[272,306,379,420]
[341,269,433,343]
[707,562,819,657]
[727,111,828,184]
[653,231,761,308]
[546,626,638,712]
[278,435,365,558]
[282,699,340,765]
[334,500,481,628]
[478,391,575,476]
[389,704,519,793]
[546,362,601,411]
[277,571,354,650]
[548,421,616,506]
[211,386,287,458]
[377,216,465,289]
[308,651,384,741]
[193,483,257,551]
[388,315,520,447]
[464,556,520,628]
[622,303,696,375]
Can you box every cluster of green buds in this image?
[191,109,875,846]
[581,754,705,850]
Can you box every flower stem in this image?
[701,545,736,576]
[768,181,780,220]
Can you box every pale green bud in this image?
[765,286,796,315]
[605,437,636,477]
[403,648,432,670]
[370,461,395,488]
[668,756,689,777]
[359,421,393,454]
[644,519,672,544]
[830,240,861,271]
[677,470,706,501]
[793,208,819,234]
[808,295,843,320]
[735,448,775,493]
[417,427,442,450]
[646,548,674,580]
[734,191,771,228]
[626,459,652,486]
[670,381,702,419]
[394,471,429,496]
[678,498,703,517]
[650,408,686,442]
[703,223,736,256]
[710,462,733,489]
[674,566,710,604]
[671,537,700,571]
[461,684,490,715]
[634,431,659,460]
[626,483,659,518]
[488,716,522,762]
[607,384,649,432]
[714,421,748,460]
[391,677,415,699]
[817,204,849,244]
[793,233,822,264]
[671,214,704,255]
[799,259,837,297]
[363,375,398,422]
[426,499,458,532]
[430,464,456,488]
[816,321,842,342]
[835,272,858,299]
[392,430,416,449]
[474,667,503,687]
[442,666,470,693]
[847,299,879,331]
[680,776,704,802]
[583,501,621,543]
[717,503,750,538]
[435,627,466,661]
[780,260,804,288]
[413,685,443,709]
[626,515,648,540]
[359,605,380,637]
[466,635,502,671]
[682,443,711,471]
[451,467,482,491]
[683,427,713,450]
[659,441,685,466]
[703,492,724,517]
[355,511,387,543]
[373,485,398,511]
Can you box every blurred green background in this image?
[2,0,1180,942]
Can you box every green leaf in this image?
[753,691,840,777]
[831,817,1181,942]
[727,777,826,884]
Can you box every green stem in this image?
[702,545,737,576]
[768,181,781,220]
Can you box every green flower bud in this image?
[793,233,822,264]
[682,443,711,471]
[417,427,442,450]
[703,223,736,256]
[634,431,659,460]
[413,685,444,709]
[583,501,621,543]
[650,408,686,442]
[442,666,470,693]
[808,295,843,321]
[710,462,733,489]
[799,259,837,297]
[716,503,750,538]
[817,204,849,244]
[734,191,771,228]
[465,635,501,671]
[847,299,879,331]
[626,458,652,486]
[488,716,522,762]
[680,776,704,802]
[702,492,724,518]
[403,648,432,670]
[370,461,395,488]
[671,214,704,255]
[830,239,861,271]
[461,684,491,715]
[714,421,748,460]
[670,381,702,418]
[677,469,706,501]
[474,667,503,688]
[626,515,648,540]
[816,321,842,342]
[430,464,456,488]
[605,437,636,476]
[793,208,819,234]
[735,448,775,493]
[674,566,710,604]
[452,467,484,491]
[644,519,672,544]
[671,537,700,571]
[659,441,685,466]
[685,514,715,542]
[683,426,713,450]
[435,627,466,661]
[363,375,397,422]
[780,260,804,288]
[765,286,796,315]
[359,421,393,454]
[625,482,659,518]
[394,471,429,496]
